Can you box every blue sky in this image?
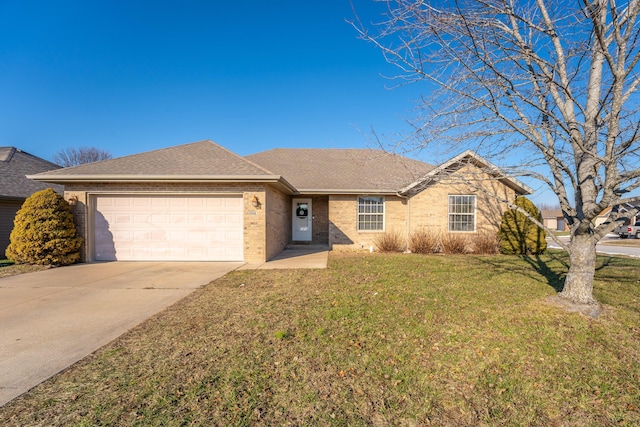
[0,1,413,155]
[0,1,555,203]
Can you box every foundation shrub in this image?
[499,196,547,255]
[5,188,83,266]
[472,232,500,254]
[373,231,406,253]
[441,233,469,254]
[408,229,441,254]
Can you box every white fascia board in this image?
[295,189,400,195]
[27,174,299,194]
[400,150,533,195]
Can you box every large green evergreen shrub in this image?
[499,196,547,255]
[5,188,83,265]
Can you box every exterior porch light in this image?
[251,195,261,208]
[67,194,79,206]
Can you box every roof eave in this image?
[399,150,533,196]
[27,174,299,194]
[295,189,401,195]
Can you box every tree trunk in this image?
[558,233,597,305]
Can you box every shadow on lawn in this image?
[476,252,567,292]
[521,253,567,292]
[479,251,623,293]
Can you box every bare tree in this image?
[53,147,112,167]
[353,0,640,306]
[538,203,561,212]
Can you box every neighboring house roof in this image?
[541,209,563,219]
[399,150,532,196]
[29,140,297,193]
[597,206,612,217]
[246,148,435,194]
[0,147,62,200]
[543,207,619,218]
[615,199,640,210]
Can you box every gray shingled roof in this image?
[246,148,435,193]
[29,141,528,196]
[541,209,563,218]
[31,140,277,179]
[0,147,62,199]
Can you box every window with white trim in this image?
[448,195,476,232]
[358,196,385,231]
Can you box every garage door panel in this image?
[187,230,207,242]
[170,214,187,224]
[115,198,133,207]
[188,214,204,223]
[114,230,134,241]
[151,213,169,223]
[94,195,243,261]
[207,198,225,208]
[226,213,242,223]
[227,230,243,240]
[116,214,133,224]
[167,230,187,240]
[225,197,243,208]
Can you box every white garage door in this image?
[93,195,243,261]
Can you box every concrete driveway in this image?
[0,261,241,406]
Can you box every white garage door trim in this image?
[92,194,244,261]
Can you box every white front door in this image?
[292,198,312,241]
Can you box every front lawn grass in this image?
[1,252,639,426]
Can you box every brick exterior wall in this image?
[329,165,517,251]
[329,194,406,250]
[62,164,518,259]
[63,182,284,264]
[408,165,515,234]
[265,186,290,260]
[310,195,329,244]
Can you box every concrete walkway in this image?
[0,261,240,406]
[239,245,329,270]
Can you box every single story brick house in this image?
[1,147,63,257]
[30,140,531,263]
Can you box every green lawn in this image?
[1,251,639,426]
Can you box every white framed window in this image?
[358,196,385,231]
[449,195,476,232]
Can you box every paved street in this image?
[547,234,640,258]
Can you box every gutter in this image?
[27,174,299,195]
[294,189,401,195]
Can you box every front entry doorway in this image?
[292,198,312,241]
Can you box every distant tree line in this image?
[53,146,112,167]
